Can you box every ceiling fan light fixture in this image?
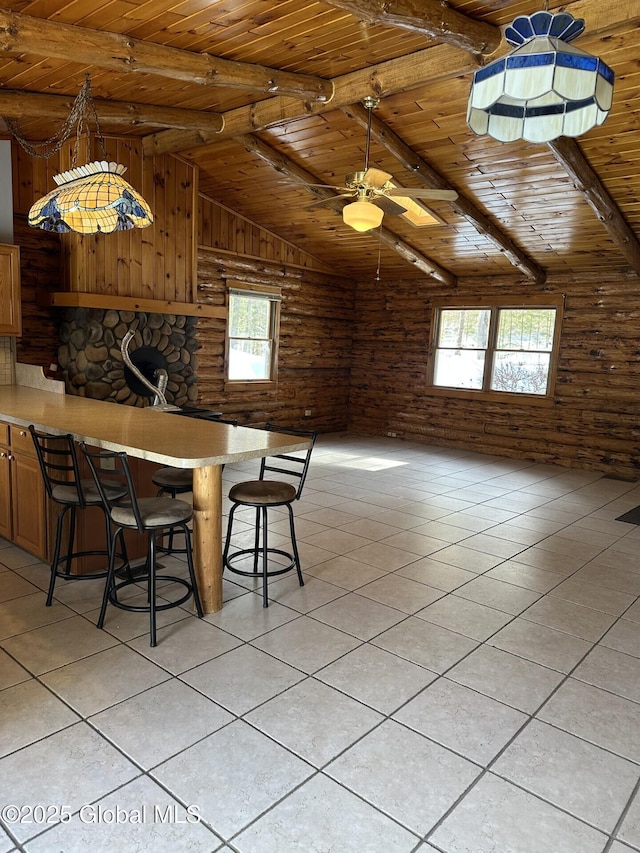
[467,12,614,143]
[343,199,384,232]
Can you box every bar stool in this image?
[81,444,203,646]
[152,417,238,555]
[29,426,130,607]
[222,425,317,607]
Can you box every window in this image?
[226,285,281,384]
[429,297,562,400]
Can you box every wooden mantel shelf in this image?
[45,292,227,319]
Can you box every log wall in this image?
[196,246,354,430]
[349,271,640,478]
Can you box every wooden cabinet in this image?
[0,422,11,540]
[0,244,21,336]
[0,422,47,559]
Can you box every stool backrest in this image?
[259,425,318,500]
[29,426,85,507]
[80,444,145,532]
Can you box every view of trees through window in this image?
[432,306,557,396]
[227,292,275,381]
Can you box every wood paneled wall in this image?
[14,214,61,368]
[349,271,640,478]
[12,138,197,301]
[199,194,339,274]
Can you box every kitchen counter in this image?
[0,385,311,612]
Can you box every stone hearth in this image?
[58,308,199,408]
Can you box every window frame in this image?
[427,295,564,405]
[224,282,281,390]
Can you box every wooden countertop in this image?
[0,385,311,467]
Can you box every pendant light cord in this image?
[4,74,106,163]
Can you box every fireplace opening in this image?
[124,346,169,397]
[58,308,199,407]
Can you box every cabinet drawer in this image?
[0,421,8,447]
[9,425,36,457]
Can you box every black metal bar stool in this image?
[81,444,203,646]
[29,426,130,606]
[152,417,237,555]
[222,425,317,607]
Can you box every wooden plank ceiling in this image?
[0,0,639,283]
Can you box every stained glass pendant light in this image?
[28,161,153,234]
[467,11,614,143]
[6,74,153,234]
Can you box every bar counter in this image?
[0,385,311,612]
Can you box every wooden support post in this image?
[192,464,223,613]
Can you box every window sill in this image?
[426,387,555,407]
[224,380,277,392]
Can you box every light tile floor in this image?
[2,433,640,852]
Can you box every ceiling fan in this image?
[305,97,458,232]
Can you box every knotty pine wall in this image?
[349,271,640,478]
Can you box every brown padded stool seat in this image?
[152,467,193,491]
[229,480,297,504]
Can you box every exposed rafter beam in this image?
[547,137,640,274]
[323,0,500,57]
[143,0,640,156]
[342,103,546,284]
[0,10,333,103]
[236,133,456,285]
[145,43,479,155]
[0,89,224,133]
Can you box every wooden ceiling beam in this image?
[236,132,456,285]
[144,0,640,156]
[547,137,640,273]
[323,0,500,57]
[342,102,547,284]
[145,43,479,155]
[0,89,224,133]
[0,10,333,103]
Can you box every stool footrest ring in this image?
[224,547,297,578]
[53,548,129,581]
[107,575,194,612]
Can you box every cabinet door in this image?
[0,244,21,336]
[11,451,47,559]
[0,446,11,540]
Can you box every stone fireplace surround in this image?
[58,307,199,408]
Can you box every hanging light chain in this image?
[4,74,105,161]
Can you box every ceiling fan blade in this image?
[298,182,352,192]
[363,167,393,188]
[385,187,458,201]
[305,194,353,210]
[375,197,406,216]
